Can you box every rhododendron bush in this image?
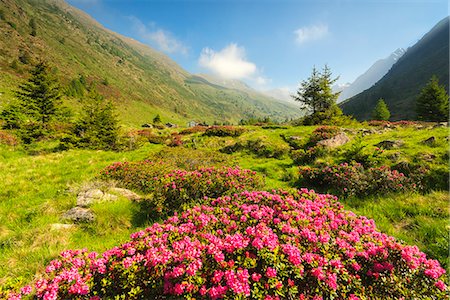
[6,189,446,299]
[101,162,264,214]
[299,162,418,197]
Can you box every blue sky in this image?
[68,0,448,93]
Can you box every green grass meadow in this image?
[0,124,448,285]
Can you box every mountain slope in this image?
[338,48,405,102]
[340,17,449,121]
[0,0,301,125]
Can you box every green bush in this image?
[221,138,288,159]
[204,125,246,137]
[291,145,327,165]
[298,162,418,197]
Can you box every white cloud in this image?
[199,43,257,79]
[254,76,270,86]
[129,16,188,55]
[294,24,329,44]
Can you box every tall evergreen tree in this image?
[15,61,62,124]
[416,76,449,122]
[73,87,119,150]
[372,98,390,121]
[292,65,340,114]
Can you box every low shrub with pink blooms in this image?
[308,126,341,145]
[4,189,446,299]
[0,130,19,146]
[298,162,418,197]
[101,161,264,214]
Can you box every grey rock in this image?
[422,136,436,145]
[77,189,118,207]
[420,153,436,162]
[62,207,95,223]
[109,187,142,201]
[317,132,350,148]
[51,223,75,230]
[387,152,401,162]
[289,136,302,141]
[433,122,448,128]
[375,140,403,149]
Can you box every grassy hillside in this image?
[340,17,449,121]
[0,0,301,126]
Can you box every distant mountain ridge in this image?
[340,17,449,121]
[338,48,405,102]
[0,0,301,125]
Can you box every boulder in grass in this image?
[109,187,142,201]
[62,207,95,223]
[77,189,118,207]
[317,132,350,148]
[376,139,404,149]
[422,136,436,146]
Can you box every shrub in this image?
[100,162,264,214]
[149,166,264,213]
[367,120,418,127]
[151,148,233,170]
[291,145,327,165]
[221,138,289,159]
[298,162,418,197]
[168,134,183,147]
[308,126,340,145]
[100,160,173,194]
[204,126,246,137]
[5,189,447,299]
[179,126,208,135]
[0,130,19,146]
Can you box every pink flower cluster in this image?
[299,162,417,197]
[6,189,447,299]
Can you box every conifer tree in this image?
[293,65,340,114]
[73,87,119,150]
[416,76,449,122]
[15,61,61,124]
[372,98,390,121]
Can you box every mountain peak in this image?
[340,17,449,120]
[338,47,406,102]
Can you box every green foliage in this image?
[293,65,340,116]
[298,162,418,197]
[416,76,449,122]
[221,137,289,159]
[0,104,26,129]
[338,134,385,167]
[372,98,391,121]
[29,18,37,36]
[100,160,264,216]
[152,114,161,124]
[15,61,62,124]
[204,125,246,137]
[299,104,344,125]
[65,74,87,97]
[61,88,119,150]
[18,50,31,65]
[291,145,327,165]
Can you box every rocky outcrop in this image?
[76,189,118,207]
[62,207,95,223]
[317,133,350,148]
[376,140,404,149]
